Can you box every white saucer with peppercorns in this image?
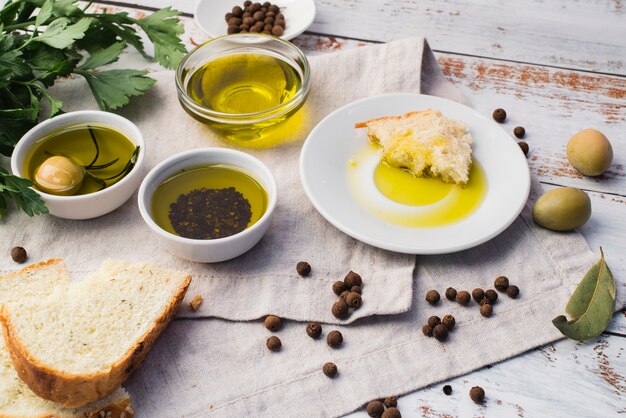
[195,0,316,41]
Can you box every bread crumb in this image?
[189,295,203,311]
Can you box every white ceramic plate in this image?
[195,0,316,41]
[299,94,531,254]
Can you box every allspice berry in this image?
[427,315,441,328]
[471,288,484,303]
[480,303,493,317]
[456,290,471,306]
[507,285,520,299]
[346,292,362,309]
[366,400,385,417]
[479,298,491,306]
[485,289,498,304]
[264,315,282,332]
[351,285,362,294]
[306,322,322,339]
[445,287,457,301]
[422,324,433,337]
[443,385,452,395]
[494,276,509,291]
[296,261,311,276]
[518,141,529,156]
[381,407,401,418]
[339,290,350,302]
[331,300,349,319]
[344,271,362,288]
[425,289,440,305]
[433,324,449,341]
[442,314,455,330]
[333,280,347,296]
[469,386,485,403]
[327,330,343,348]
[492,108,506,123]
[323,362,337,378]
[266,336,281,352]
[10,246,27,263]
[514,126,526,138]
[383,396,397,408]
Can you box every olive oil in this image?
[151,164,268,239]
[186,53,301,114]
[348,144,488,228]
[25,124,136,196]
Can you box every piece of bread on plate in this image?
[0,259,134,417]
[355,109,473,185]
[1,259,191,409]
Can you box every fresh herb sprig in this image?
[0,0,187,219]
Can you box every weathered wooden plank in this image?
[100,0,626,75]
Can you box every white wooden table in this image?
[91,1,625,416]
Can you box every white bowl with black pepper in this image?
[137,148,278,263]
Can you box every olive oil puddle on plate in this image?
[347,144,488,228]
[151,164,268,239]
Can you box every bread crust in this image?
[353,109,435,128]
[1,273,191,408]
[0,259,64,284]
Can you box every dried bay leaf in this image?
[552,249,616,341]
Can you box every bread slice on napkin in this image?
[1,259,191,409]
[0,259,134,417]
[354,109,473,185]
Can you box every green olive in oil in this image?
[24,123,137,196]
[151,164,268,240]
[186,53,301,114]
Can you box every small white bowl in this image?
[137,148,277,263]
[11,111,146,220]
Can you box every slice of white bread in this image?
[1,259,191,409]
[355,109,473,185]
[0,259,134,417]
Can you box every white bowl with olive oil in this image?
[11,111,145,220]
[137,148,277,263]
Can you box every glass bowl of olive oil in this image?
[176,34,311,147]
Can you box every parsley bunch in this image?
[0,0,187,220]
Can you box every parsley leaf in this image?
[34,17,92,49]
[135,7,186,69]
[79,41,125,70]
[75,69,156,110]
[0,168,48,219]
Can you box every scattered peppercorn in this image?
[471,288,485,303]
[306,322,322,339]
[492,108,506,123]
[264,315,282,332]
[346,292,362,309]
[344,270,362,288]
[480,303,493,318]
[296,261,311,276]
[494,276,509,291]
[339,290,350,302]
[351,285,362,294]
[10,246,27,263]
[442,314,456,330]
[507,285,520,299]
[456,290,471,306]
[382,407,401,418]
[445,287,457,301]
[422,324,433,337]
[333,280,347,296]
[514,126,526,138]
[427,315,441,328]
[366,400,385,417]
[518,141,529,156]
[433,324,449,341]
[425,289,440,305]
[331,300,349,319]
[479,298,491,306]
[266,336,281,352]
[226,1,285,34]
[383,396,397,408]
[469,386,485,403]
[485,289,498,304]
[443,385,452,395]
[327,330,343,348]
[323,362,337,378]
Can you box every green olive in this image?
[34,155,85,196]
[532,187,591,231]
[566,129,613,176]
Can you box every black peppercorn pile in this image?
[225,2,286,36]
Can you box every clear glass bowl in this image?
[176,34,311,147]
